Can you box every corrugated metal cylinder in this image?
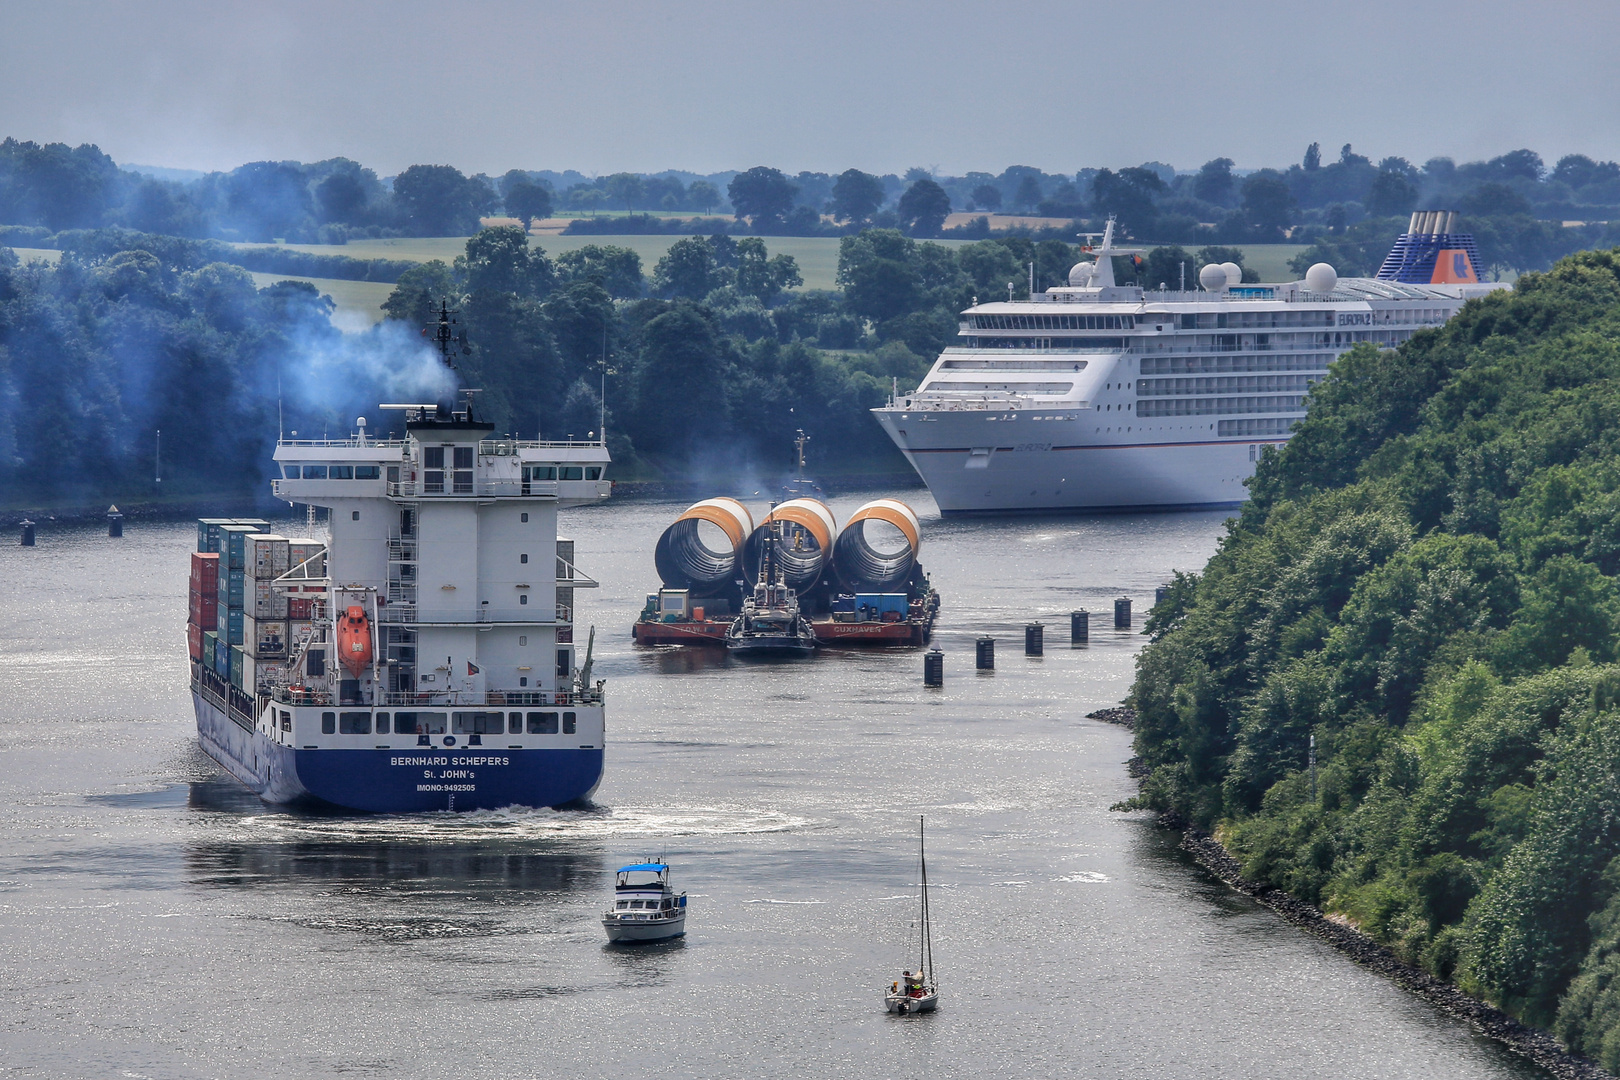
[19,520,34,546]
[1025,623,1043,655]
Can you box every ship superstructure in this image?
[189,399,612,813]
[873,213,1504,513]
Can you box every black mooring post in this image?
[1114,597,1131,629]
[1155,585,1170,606]
[1025,622,1043,656]
[107,505,123,538]
[20,519,35,546]
[1071,609,1089,643]
[975,636,994,670]
[924,647,944,687]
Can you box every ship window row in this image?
[317,710,576,735]
[1137,395,1306,418]
[1175,311,1337,330]
[523,465,600,481]
[961,336,1125,350]
[282,465,383,480]
[1220,417,1297,437]
[921,381,1074,394]
[972,314,1135,331]
[1140,375,1318,396]
[940,359,1090,372]
[1139,354,1333,375]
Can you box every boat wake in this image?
[238,803,815,843]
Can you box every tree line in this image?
[1125,245,1620,1065]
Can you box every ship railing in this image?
[376,604,571,625]
[271,686,334,706]
[477,439,607,454]
[276,437,408,448]
[376,687,605,707]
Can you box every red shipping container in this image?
[190,551,220,592]
[188,622,204,662]
[189,588,218,630]
[287,597,312,620]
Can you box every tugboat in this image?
[602,861,688,943]
[884,816,939,1015]
[726,516,816,655]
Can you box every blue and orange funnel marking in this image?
[1376,210,1483,285]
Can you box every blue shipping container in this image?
[855,593,909,615]
[213,636,231,678]
[218,524,259,570]
[216,567,245,609]
[223,609,244,646]
[196,518,233,553]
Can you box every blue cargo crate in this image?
[856,593,909,616]
[196,518,233,553]
[216,567,246,609]
[218,524,259,570]
[223,609,244,646]
[212,636,231,677]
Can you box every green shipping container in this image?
[229,645,245,690]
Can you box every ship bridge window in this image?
[329,465,353,479]
[339,711,371,735]
[527,711,559,734]
[586,466,602,480]
[394,712,447,734]
[560,466,584,481]
[282,464,300,479]
[423,446,445,493]
[453,711,506,734]
[376,713,390,734]
[302,465,327,479]
[525,466,557,480]
[355,465,380,480]
[564,711,577,734]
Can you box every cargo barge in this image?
[633,497,939,648]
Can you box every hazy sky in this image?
[3,0,1617,177]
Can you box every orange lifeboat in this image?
[337,605,373,678]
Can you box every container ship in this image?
[632,497,939,647]
[873,212,1506,513]
[187,393,613,812]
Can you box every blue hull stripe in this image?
[193,692,603,813]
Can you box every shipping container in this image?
[855,593,910,616]
[212,635,230,678]
[250,659,286,696]
[222,608,244,646]
[286,618,314,650]
[189,550,220,591]
[203,630,218,669]
[216,566,246,611]
[196,519,233,553]
[245,616,288,659]
[247,534,290,579]
[288,596,313,620]
[252,578,288,619]
[218,524,259,570]
[188,622,204,663]
[188,589,218,631]
[286,540,325,577]
[229,645,245,690]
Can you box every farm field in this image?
[243,273,393,325]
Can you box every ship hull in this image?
[876,409,1285,514]
[193,692,604,813]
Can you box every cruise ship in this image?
[189,314,613,812]
[873,212,1504,513]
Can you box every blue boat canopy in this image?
[618,863,667,873]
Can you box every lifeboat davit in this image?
[337,605,373,678]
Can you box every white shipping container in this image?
[247,534,290,579]
[286,540,325,577]
[252,578,289,619]
[244,616,288,659]
[286,618,316,651]
[249,658,286,695]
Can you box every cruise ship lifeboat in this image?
[337,605,373,677]
[833,499,922,592]
[741,498,837,593]
[654,497,754,594]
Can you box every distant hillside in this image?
[1127,246,1620,1065]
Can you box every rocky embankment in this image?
[1093,704,1613,1080]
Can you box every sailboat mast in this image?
[919,814,934,982]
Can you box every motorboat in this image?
[602,862,687,943]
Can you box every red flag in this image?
[467,660,480,675]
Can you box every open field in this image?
[243,273,393,325]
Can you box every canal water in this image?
[0,494,1551,1079]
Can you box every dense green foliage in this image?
[1127,247,1620,1059]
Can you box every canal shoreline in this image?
[1089,706,1613,1080]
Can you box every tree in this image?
[314,171,368,225]
[1365,169,1419,219]
[1193,158,1236,205]
[836,229,919,322]
[556,244,644,298]
[727,167,797,229]
[0,138,122,231]
[1241,173,1296,236]
[652,236,720,299]
[633,305,727,453]
[897,178,952,237]
[1013,175,1043,212]
[1461,182,1533,218]
[732,238,802,303]
[831,169,885,225]
[970,184,1002,212]
[688,180,720,214]
[504,181,553,231]
[380,260,458,324]
[392,164,496,236]
[603,173,645,212]
[462,225,553,300]
[1304,143,1322,172]
[224,161,314,242]
[1091,168,1163,233]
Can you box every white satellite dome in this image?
[1068,261,1094,286]
[1199,263,1228,292]
[1220,262,1243,287]
[1304,262,1338,294]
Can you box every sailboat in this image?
[884,815,939,1015]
